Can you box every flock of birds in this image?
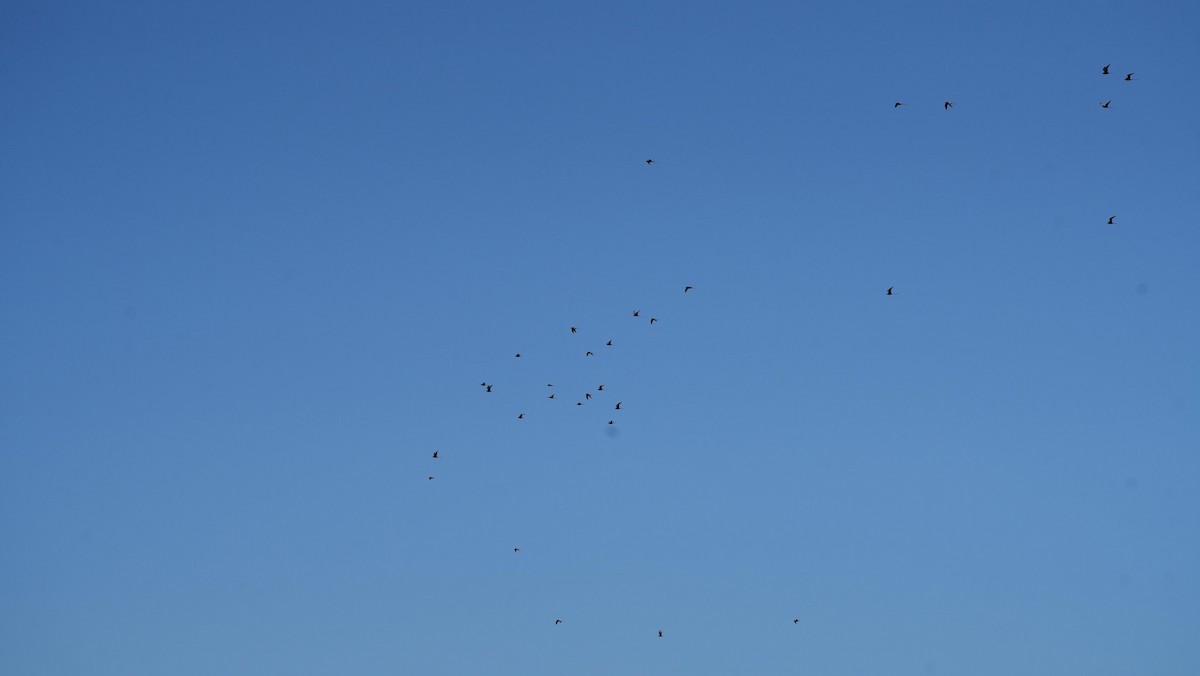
[421,63,1139,637]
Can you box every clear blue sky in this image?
[2,1,1198,674]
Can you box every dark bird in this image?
[577,402,583,406]
[1125,73,1134,81]
[608,420,614,425]
[944,101,953,110]
[480,382,487,387]
[427,476,435,480]
[887,287,894,296]
[555,619,563,625]
[794,619,800,624]
[632,310,640,317]
[432,451,438,459]
[1108,216,1116,224]
[515,353,521,358]
[684,285,693,293]
[486,385,493,392]
[1101,100,1111,108]
[547,384,554,387]
[548,394,556,399]
[649,317,658,325]
[571,327,578,334]
[514,547,520,552]
[517,413,525,419]
[606,340,613,346]
[645,159,654,166]
[1102,64,1111,75]
[894,102,903,107]
[658,631,663,638]
[615,402,622,410]
[585,393,592,400]
[586,351,594,356]
[598,385,604,391]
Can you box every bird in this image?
[793,619,800,624]
[480,381,487,387]
[586,351,594,356]
[606,340,613,346]
[1102,64,1111,75]
[585,393,592,401]
[684,285,693,293]
[658,631,663,638]
[577,402,583,406]
[645,159,654,166]
[894,102,903,107]
[486,385,493,392]
[1101,100,1111,108]
[570,327,578,334]
[608,420,614,425]
[615,402,622,410]
[597,385,604,391]
[1108,216,1116,224]
[548,394,556,399]
[513,547,520,553]
[547,384,554,387]
[517,413,525,419]
[427,476,435,480]
[555,619,563,625]
[515,353,521,358]
[944,101,953,110]
[887,287,894,296]
[632,310,640,317]
[1125,73,1134,81]
[649,317,658,325]
[432,451,438,459]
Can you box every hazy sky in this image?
[2,1,1198,674]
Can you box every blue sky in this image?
[2,1,1198,674]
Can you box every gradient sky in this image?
[2,1,1198,674]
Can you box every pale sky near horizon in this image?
[2,1,1198,674]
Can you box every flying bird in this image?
[548,394,556,399]
[517,413,525,419]
[615,402,622,410]
[1102,64,1111,75]
[1125,73,1134,81]
[658,631,663,638]
[1101,100,1111,108]
[513,547,520,553]
[794,619,800,624]
[432,451,438,459]
[427,476,435,480]
[480,382,487,387]
[586,351,594,356]
[684,285,693,293]
[515,353,521,358]
[585,393,592,400]
[632,310,640,317]
[486,385,493,392]
[649,318,658,325]
[555,619,563,625]
[547,384,554,387]
[645,159,654,166]
[944,101,953,110]
[608,420,614,425]
[597,385,604,391]
[571,327,578,334]
[577,402,583,406]
[1108,216,1116,224]
[894,102,903,107]
[606,340,613,346]
[887,287,894,296]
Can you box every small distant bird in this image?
[1125,73,1134,81]
[486,385,493,392]
[515,353,521,358]
[894,102,903,107]
[555,619,563,625]
[586,351,594,356]
[649,317,658,325]
[1101,100,1111,108]
[514,547,520,552]
[480,382,487,387]
[1102,64,1111,75]
[1108,216,1115,224]
[887,287,894,296]
[944,101,953,110]
[585,393,592,401]
[645,159,654,166]
[632,310,640,317]
[615,402,622,410]
[548,394,556,399]
[684,285,693,293]
[547,384,554,387]
[606,340,613,346]
[793,619,800,624]
[608,420,614,425]
[571,327,577,334]
[597,385,604,391]
[432,451,438,459]
[517,413,524,419]
[576,402,583,406]
[658,631,663,638]
[427,476,435,480]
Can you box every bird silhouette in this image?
[632,310,640,317]
[1108,216,1116,224]
[684,285,693,293]
[1125,73,1134,81]
[894,102,903,107]
[615,402,622,410]
[794,619,800,624]
[1102,100,1111,108]
[597,385,605,391]
[517,413,525,419]
[606,340,613,346]
[645,159,654,166]
[649,318,658,325]
[608,420,614,425]
[515,353,521,358]
[585,393,592,400]
[944,101,953,110]
[486,385,493,393]
[887,287,894,296]
[548,394,556,399]
[576,402,583,406]
[427,476,435,480]
[571,327,578,334]
[1102,64,1111,75]
[555,619,563,625]
[658,631,663,638]
[547,384,554,387]
[513,547,520,553]
[432,451,438,459]
[480,382,487,387]
[586,351,594,356]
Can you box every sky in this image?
[1,1,1198,674]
